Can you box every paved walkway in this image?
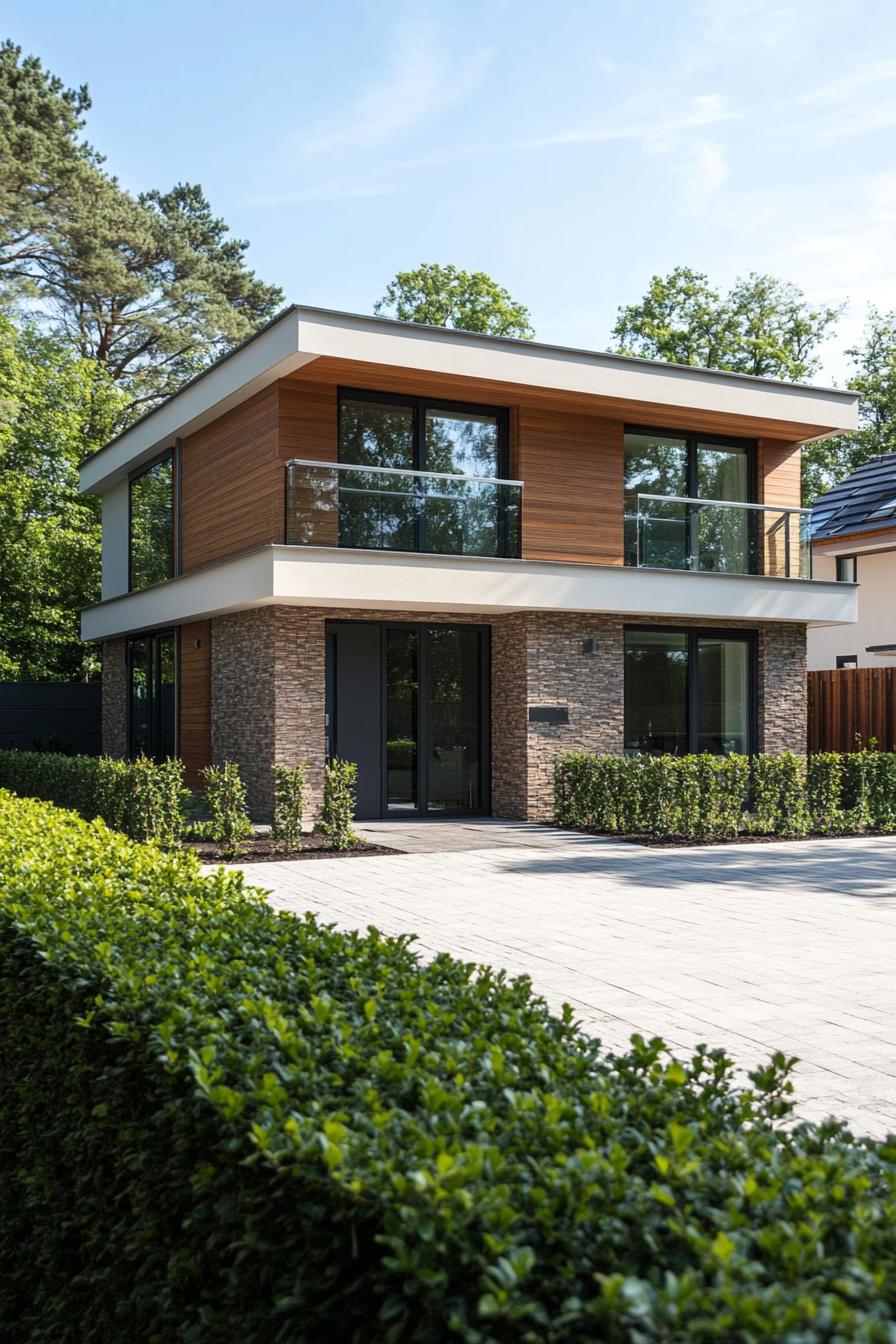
[231,822,896,1136]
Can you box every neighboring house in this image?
[809,452,896,671]
[80,306,858,821]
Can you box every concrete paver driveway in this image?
[235,821,896,1136]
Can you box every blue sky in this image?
[8,0,896,381]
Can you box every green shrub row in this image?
[2,790,896,1341]
[0,749,360,849]
[0,747,187,843]
[555,749,896,839]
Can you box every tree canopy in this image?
[612,267,841,382]
[0,42,283,423]
[805,310,896,501]
[374,263,534,339]
[0,316,125,680]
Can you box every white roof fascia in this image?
[80,304,860,495]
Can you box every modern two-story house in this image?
[80,306,859,822]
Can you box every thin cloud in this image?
[801,57,896,104]
[302,25,491,156]
[524,93,737,149]
[243,183,399,208]
[680,140,731,215]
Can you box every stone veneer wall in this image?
[211,609,278,818]
[757,622,807,756]
[101,638,128,758]
[207,606,807,824]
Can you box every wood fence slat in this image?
[807,667,896,752]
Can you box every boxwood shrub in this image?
[0,747,186,843]
[555,749,896,840]
[3,790,896,1341]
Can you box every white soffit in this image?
[80,546,858,642]
[80,305,860,494]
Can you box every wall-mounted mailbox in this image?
[528,705,569,725]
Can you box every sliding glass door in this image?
[624,626,754,756]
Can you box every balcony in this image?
[626,494,812,580]
[286,459,522,559]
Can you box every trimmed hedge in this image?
[555,749,896,840]
[0,746,186,843]
[3,791,896,1341]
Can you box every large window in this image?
[130,452,174,591]
[337,389,515,557]
[128,631,176,760]
[624,427,755,573]
[624,626,753,756]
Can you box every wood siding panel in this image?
[180,387,282,571]
[808,667,896,753]
[518,408,624,564]
[179,621,211,786]
[758,438,804,578]
[759,438,802,509]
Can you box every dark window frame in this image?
[338,386,511,479]
[624,623,758,757]
[836,654,858,669]
[836,555,857,583]
[337,387,513,558]
[624,424,759,574]
[128,448,176,593]
[624,424,759,503]
[127,628,178,761]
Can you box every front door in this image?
[327,621,490,819]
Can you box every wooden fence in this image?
[807,667,896,753]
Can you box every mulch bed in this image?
[186,835,401,864]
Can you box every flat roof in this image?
[80,303,861,494]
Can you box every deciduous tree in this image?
[0,316,124,680]
[375,263,533,338]
[612,267,840,381]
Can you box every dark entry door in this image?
[327,622,489,819]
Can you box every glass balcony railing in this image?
[625,493,812,579]
[285,459,522,559]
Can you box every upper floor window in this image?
[335,389,515,557]
[624,426,755,574]
[339,390,506,478]
[836,555,857,583]
[129,452,174,591]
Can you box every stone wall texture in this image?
[101,638,128,758]
[197,606,808,823]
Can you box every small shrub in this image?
[201,762,252,856]
[748,752,809,837]
[841,751,874,833]
[271,762,308,852]
[122,754,187,845]
[319,758,358,850]
[806,752,844,833]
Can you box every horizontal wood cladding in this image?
[180,386,282,571]
[177,358,811,574]
[518,407,624,564]
[179,621,211,787]
[758,438,802,510]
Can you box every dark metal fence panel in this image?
[0,683,103,755]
